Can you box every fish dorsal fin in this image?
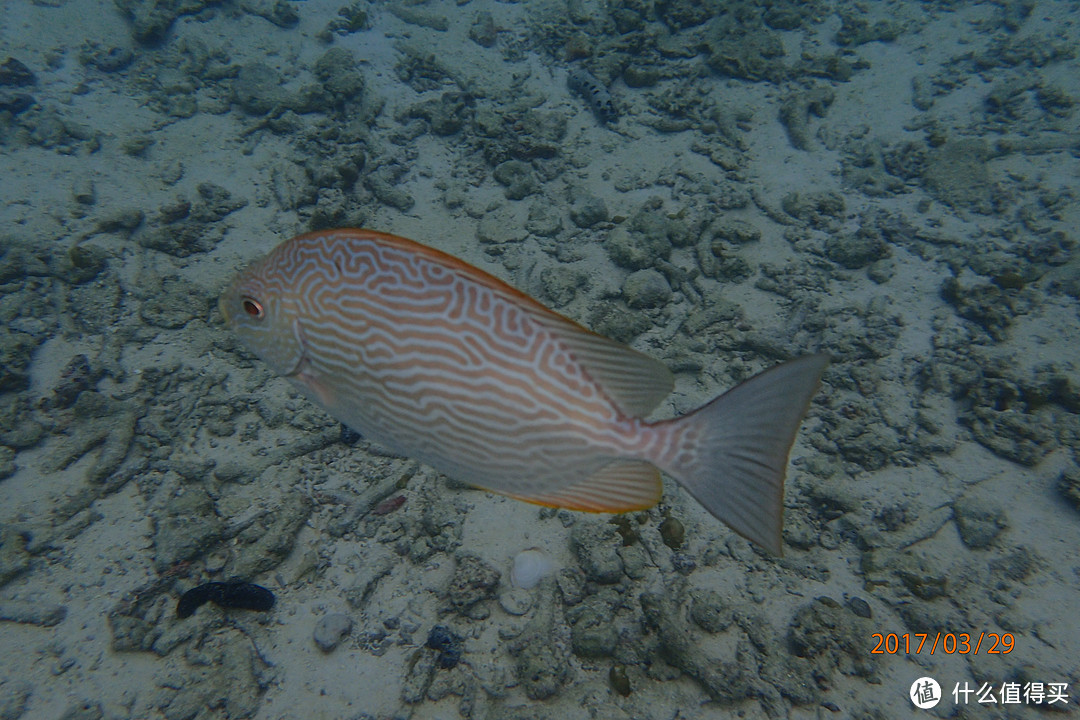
[527,312,674,418]
[350,230,673,418]
[500,460,663,512]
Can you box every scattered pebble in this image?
[498,587,534,616]
[658,516,685,550]
[510,547,556,589]
[689,589,733,633]
[609,664,631,696]
[372,495,406,516]
[622,269,672,309]
[846,596,872,619]
[314,613,353,653]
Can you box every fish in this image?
[219,229,828,554]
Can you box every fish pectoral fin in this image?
[289,366,337,413]
[500,460,663,513]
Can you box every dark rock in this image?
[640,591,752,703]
[114,0,223,45]
[670,552,697,575]
[192,182,247,223]
[417,92,472,136]
[569,194,608,228]
[447,553,500,617]
[570,521,623,584]
[0,58,35,87]
[825,227,890,269]
[51,355,99,409]
[704,19,786,82]
[609,664,631,696]
[314,47,364,102]
[233,63,286,115]
[782,190,845,228]
[787,596,876,679]
[425,625,464,668]
[0,91,33,114]
[894,550,947,600]
[539,265,586,306]
[940,277,1016,341]
[567,595,617,658]
[952,495,1008,549]
[229,492,313,578]
[243,0,299,28]
[622,269,672,309]
[493,160,536,200]
[834,14,901,47]
[85,46,134,73]
[606,225,670,270]
[1059,467,1080,511]
[623,65,659,88]
[587,301,652,344]
[989,546,1038,584]
[468,11,497,47]
[152,485,226,572]
[711,219,761,245]
[513,636,568,700]
[779,85,834,150]
[689,588,733,633]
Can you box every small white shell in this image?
[510,547,556,589]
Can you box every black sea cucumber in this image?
[567,67,617,124]
[176,581,276,618]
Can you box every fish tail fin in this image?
[656,354,829,556]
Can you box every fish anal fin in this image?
[499,460,663,513]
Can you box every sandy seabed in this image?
[0,0,1079,718]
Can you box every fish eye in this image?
[241,297,264,319]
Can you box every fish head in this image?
[219,254,307,378]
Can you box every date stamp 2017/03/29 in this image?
[872,632,1014,655]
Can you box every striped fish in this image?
[220,229,828,554]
